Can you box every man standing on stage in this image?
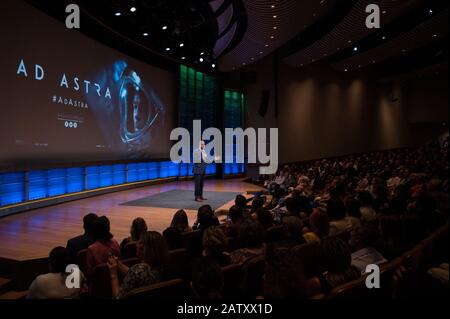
[193,140,208,202]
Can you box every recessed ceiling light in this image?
[348,40,352,43]
[181,56,186,60]
[259,51,263,54]
[382,10,386,14]
[273,26,278,30]
[433,34,438,38]
[251,57,254,61]
[114,12,121,16]
[143,32,148,36]
[199,57,204,62]
[429,9,433,14]
[270,36,275,39]
[200,52,205,56]
[353,46,359,52]
[273,15,277,18]
[382,36,386,40]
[344,69,348,72]
[271,5,275,9]
[212,64,216,68]
[179,43,184,47]
[130,7,136,12]
[162,26,168,30]
[265,44,269,47]
[165,47,171,51]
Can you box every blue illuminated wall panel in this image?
[99,165,113,188]
[86,166,100,190]
[137,163,149,181]
[48,169,66,197]
[127,163,138,183]
[66,168,85,193]
[28,170,47,200]
[148,162,159,180]
[0,172,26,206]
[113,164,126,185]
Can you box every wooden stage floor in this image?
[0,179,263,261]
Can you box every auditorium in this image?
[0,0,448,304]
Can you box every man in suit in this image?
[193,140,208,202]
[66,213,98,264]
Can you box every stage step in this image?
[0,290,28,299]
[0,277,13,294]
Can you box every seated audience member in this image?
[264,245,319,299]
[28,247,85,299]
[345,198,363,248]
[303,209,330,244]
[163,227,184,250]
[250,196,266,213]
[358,191,378,223]
[120,217,148,254]
[256,207,274,230]
[193,205,219,232]
[327,198,352,236]
[312,237,360,294]
[170,209,191,233]
[202,226,231,266]
[377,214,412,260]
[191,257,224,299]
[108,231,168,299]
[279,216,305,247]
[228,219,265,264]
[225,205,244,239]
[297,195,313,218]
[351,226,387,274]
[235,194,251,216]
[86,216,121,276]
[66,213,98,264]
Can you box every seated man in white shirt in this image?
[28,247,85,299]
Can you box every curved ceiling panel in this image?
[333,9,449,72]
[218,0,338,71]
[284,0,425,67]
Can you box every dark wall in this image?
[237,55,448,164]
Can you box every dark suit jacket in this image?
[193,148,207,175]
[66,233,95,264]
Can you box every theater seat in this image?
[165,249,189,281]
[122,242,137,259]
[90,263,112,299]
[126,279,185,299]
[182,230,203,258]
[241,255,265,298]
[221,263,242,298]
[327,275,369,300]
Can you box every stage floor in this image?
[0,179,263,261]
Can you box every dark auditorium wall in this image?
[237,56,447,164]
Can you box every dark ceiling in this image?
[26,0,449,77]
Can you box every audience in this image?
[108,231,168,299]
[24,140,449,299]
[86,216,121,276]
[191,257,224,299]
[303,208,330,244]
[225,205,243,239]
[170,209,191,233]
[312,237,361,294]
[163,227,184,250]
[228,219,265,264]
[120,217,147,256]
[202,226,231,266]
[66,213,98,264]
[28,247,85,299]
